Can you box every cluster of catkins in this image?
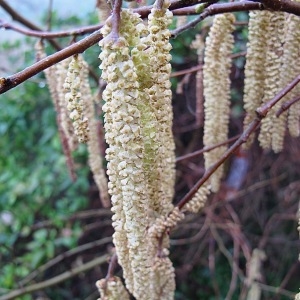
[98,1,179,299]
[243,10,300,151]
[197,9,300,196]
[36,42,109,207]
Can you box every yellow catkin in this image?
[184,183,211,213]
[191,34,205,126]
[56,58,78,152]
[99,10,151,299]
[145,0,175,215]
[35,41,77,179]
[258,12,285,150]
[150,255,176,300]
[245,249,266,300]
[96,277,130,300]
[149,207,184,239]
[203,13,235,192]
[271,12,300,152]
[78,55,110,207]
[64,55,89,143]
[243,11,270,148]
[286,10,300,138]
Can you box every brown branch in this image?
[0,20,103,38]
[171,65,203,77]
[0,0,61,49]
[257,75,300,117]
[261,0,300,15]
[176,74,300,211]
[19,237,112,286]
[0,29,102,95]
[0,255,108,300]
[177,119,260,210]
[171,1,263,37]
[108,0,123,42]
[176,135,240,163]
[106,253,118,279]
[276,94,300,117]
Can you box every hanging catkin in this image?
[64,55,89,143]
[96,277,130,300]
[184,183,211,213]
[286,10,300,138]
[35,41,77,180]
[77,55,110,207]
[271,12,300,152]
[203,13,235,192]
[243,11,270,148]
[258,12,285,150]
[99,10,151,299]
[144,0,176,215]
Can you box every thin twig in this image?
[176,135,240,163]
[19,237,112,286]
[257,75,300,117]
[261,0,300,15]
[276,94,300,117]
[177,74,300,210]
[0,20,103,38]
[0,29,102,95]
[171,1,262,37]
[0,255,108,300]
[106,253,118,279]
[171,65,202,77]
[0,0,61,49]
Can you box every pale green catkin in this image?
[203,13,235,192]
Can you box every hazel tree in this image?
[1,0,300,299]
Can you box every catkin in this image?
[191,34,205,126]
[270,12,300,152]
[64,55,89,143]
[286,12,300,138]
[35,41,77,179]
[150,255,176,300]
[99,10,151,299]
[184,183,211,213]
[96,277,130,300]
[56,58,78,152]
[243,11,270,148]
[203,13,235,192]
[246,249,266,300]
[77,55,110,207]
[144,0,176,215]
[258,12,285,150]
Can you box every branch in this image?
[256,75,300,117]
[177,119,260,210]
[0,29,102,95]
[0,0,61,49]
[171,1,262,37]
[176,135,239,163]
[276,94,300,117]
[0,20,103,38]
[261,0,300,15]
[0,255,108,300]
[176,74,300,210]
[0,0,100,84]
[19,236,112,286]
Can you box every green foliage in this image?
[0,37,89,296]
